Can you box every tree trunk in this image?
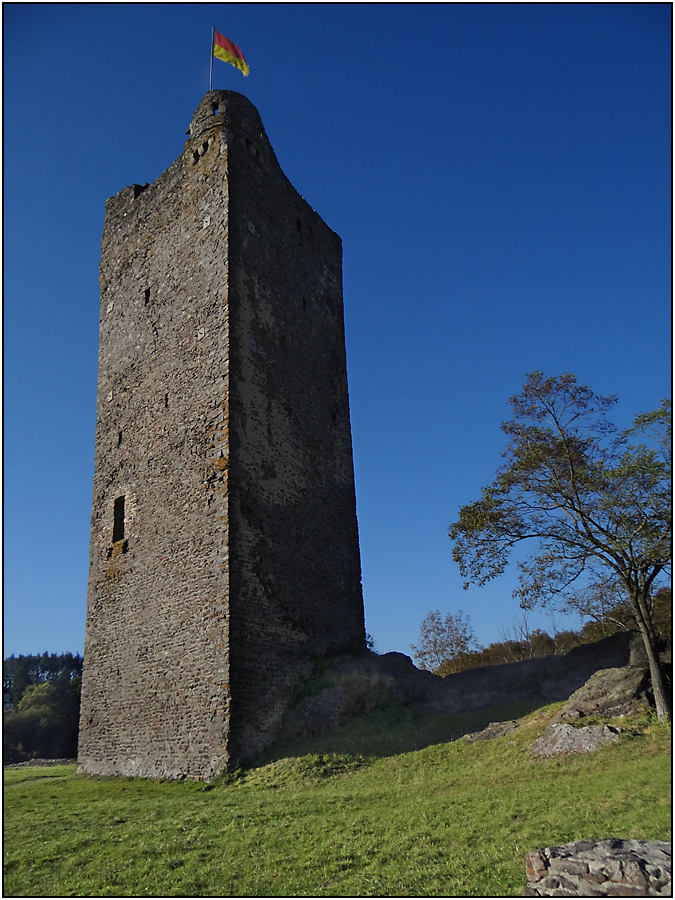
[634,615,671,723]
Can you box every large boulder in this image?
[549,667,652,724]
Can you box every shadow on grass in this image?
[252,698,554,767]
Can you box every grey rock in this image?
[4,758,78,768]
[550,667,651,725]
[530,723,620,758]
[464,719,521,742]
[525,839,671,896]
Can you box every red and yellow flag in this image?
[213,30,249,76]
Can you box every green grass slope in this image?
[3,705,670,897]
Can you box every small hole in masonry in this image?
[144,289,150,305]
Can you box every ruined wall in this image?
[78,91,365,779]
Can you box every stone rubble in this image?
[525,838,671,896]
[4,758,78,768]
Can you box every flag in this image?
[213,30,249,76]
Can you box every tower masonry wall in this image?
[78,91,365,779]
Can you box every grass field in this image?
[3,705,670,897]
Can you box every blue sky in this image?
[4,3,671,659]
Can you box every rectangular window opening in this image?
[144,288,151,305]
[112,496,125,543]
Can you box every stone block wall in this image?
[78,91,365,779]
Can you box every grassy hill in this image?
[3,703,670,897]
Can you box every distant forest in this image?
[4,653,83,763]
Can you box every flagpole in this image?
[209,26,214,92]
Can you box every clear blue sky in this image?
[4,3,671,659]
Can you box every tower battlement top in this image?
[187,90,264,144]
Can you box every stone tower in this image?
[78,91,365,780]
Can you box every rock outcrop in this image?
[549,667,652,725]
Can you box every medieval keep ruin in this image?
[78,91,366,780]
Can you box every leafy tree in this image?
[411,609,477,672]
[3,674,81,762]
[449,373,671,721]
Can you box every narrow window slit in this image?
[144,288,151,305]
[112,496,125,543]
